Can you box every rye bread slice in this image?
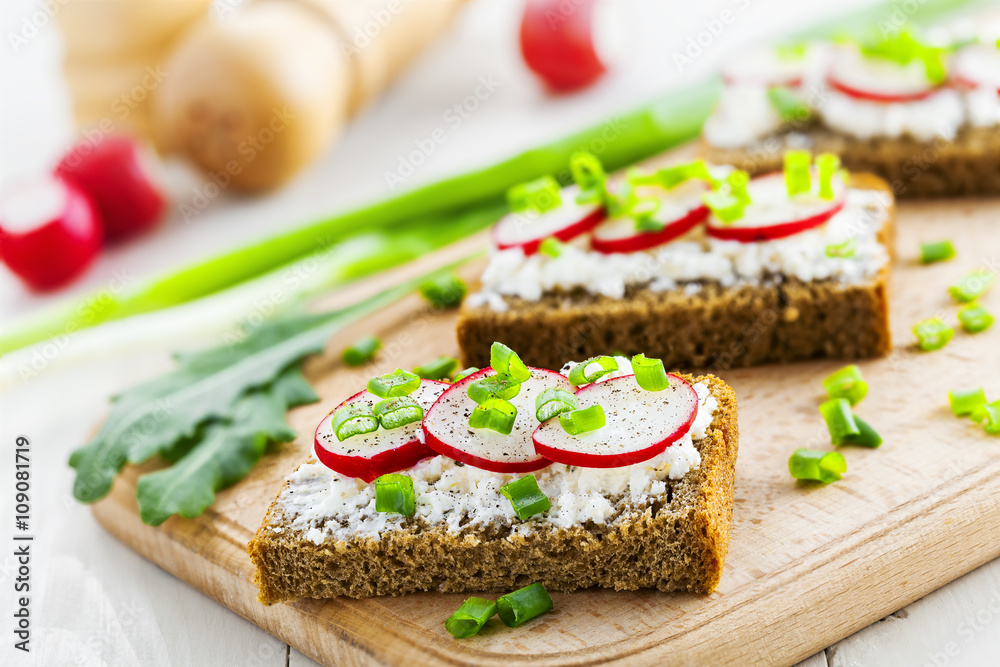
[248,374,738,604]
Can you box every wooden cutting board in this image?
[91,195,1000,666]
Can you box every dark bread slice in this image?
[701,124,1000,199]
[248,374,738,604]
[456,174,894,373]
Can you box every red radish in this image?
[314,380,449,483]
[722,48,807,88]
[826,48,940,102]
[519,0,616,92]
[423,367,570,473]
[56,135,166,242]
[532,374,698,468]
[705,171,846,243]
[0,175,102,291]
[592,181,709,254]
[952,45,1000,93]
[493,184,605,255]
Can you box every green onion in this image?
[631,353,669,391]
[860,30,947,84]
[822,364,868,405]
[630,160,715,191]
[631,197,665,231]
[331,404,379,442]
[767,87,811,123]
[490,342,532,383]
[949,388,987,417]
[970,400,997,423]
[507,175,562,214]
[919,240,956,264]
[419,273,468,308]
[788,449,847,484]
[373,397,424,430]
[726,169,752,205]
[784,150,812,197]
[841,415,882,448]
[825,238,856,258]
[976,402,1000,435]
[374,473,416,516]
[500,474,551,520]
[413,356,459,381]
[469,398,517,435]
[535,387,578,422]
[569,151,608,204]
[958,304,994,333]
[913,318,955,351]
[453,367,479,383]
[445,597,497,639]
[559,405,606,435]
[817,153,840,200]
[496,583,553,628]
[702,190,744,223]
[567,355,618,386]
[776,42,807,60]
[949,269,996,303]
[539,237,566,258]
[468,374,521,404]
[342,335,381,366]
[819,398,860,445]
[367,369,422,398]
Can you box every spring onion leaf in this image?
[822,364,868,405]
[445,597,497,639]
[500,474,551,520]
[414,356,459,381]
[819,398,860,445]
[367,369,421,398]
[559,405,606,436]
[913,318,955,351]
[468,374,522,404]
[784,150,812,196]
[631,353,669,391]
[373,397,424,430]
[419,273,468,308]
[788,448,847,484]
[860,30,947,84]
[332,404,380,441]
[825,238,856,258]
[629,160,715,190]
[920,240,956,264]
[469,398,517,435]
[567,356,618,386]
[631,197,665,231]
[949,388,987,417]
[342,335,381,366]
[949,269,995,303]
[496,583,554,628]
[726,169,752,204]
[767,87,811,123]
[490,342,532,383]
[535,387,578,422]
[817,153,840,200]
[569,151,609,205]
[958,304,993,333]
[977,402,1000,435]
[374,473,416,516]
[539,237,566,258]
[702,191,744,224]
[507,176,562,214]
[453,367,479,383]
[841,415,883,448]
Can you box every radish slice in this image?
[952,45,1000,93]
[532,374,698,468]
[723,48,806,87]
[492,184,605,255]
[705,171,846,243]
[592,180,709,254]
[423,367,571,473]
[826,48,940,102]
[314,380,449,483]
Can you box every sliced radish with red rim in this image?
[952,45,1000,93]
[592,180,709,254]
[532,374,698,468]
[314,379,448,483]
[826,48,940,102]
[493,184,605,255]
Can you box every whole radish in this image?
[519,0,617,92]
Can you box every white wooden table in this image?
[2,1,999,665]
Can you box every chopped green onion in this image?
[500,474,551,520]
[784,150,812,197]
[788,449,847,484]
[631,353,669,391]
[490,342,532,383]
[726,169,751,205]
[342,335,381,366]
[445,597,497,639]
[367,369,421,398]
[825,238,856,258]
[630,160,714,190]
[949,269,996,303]
[913,318,954,351]
[949,388,987,417]
[331,404,379,442]
[374,473,415,516]
[567,355,618,386]
[496,583,553,628]
[702,190,744,223]
[919,240,956,264]
[414,356,458,381]
[822,364,868,405]
[970,400,997,423]
[468,374,522,404]
[453,367,479,383]
[559,405,605,435]
[817,153,840,200]
[861,31,946,84]
[841,415,882,448]
[767,87,811,123]
[569,151,607,201]
[507,175,561,214]
[958,304,994,333]
[469,398,517,435]
[373,397,424,430]
[535,387,578,422]
[419,273,468,308]
[539,237,566,258]
[819,398,860,445]
[977,402,1000,435]
[631,197,664,231]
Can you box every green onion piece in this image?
[631,353,669,391]
[419,273,468,308]
[414,356,459,381]
[373,397,424,430]
[331,404,379,442]
[949,388,987,417]
[817,153,840,200]
[819,398,860,445]
[535,387,578,422]
[784,150,812,197]
[467,374,521,404]
[767,87,811,123]
[702,190,745,223]
[919,240,956,264]
[500,474,551,520]
[631,196,664,231]
[630,160,715,190]
[958,304,994,333]
[776,42,807,60]
[567,355,618,386]
[841,415,882,448]
[788,449,847,484]
[977,402,1000,435]
[469,398,517,435]
[490,342,532,383]
[825,238,856,258]
[726,169,751,205]
[822,364,868,405]
[496,583,554,628]
[367,368,422,398]
[949,269,996,303]
[559,405,606,435]
[539,237,566,258]
[507,175,562,214]
[374,473,416,516]
[861,31,947,84]
[342,335,381,366]
[445,597,497,639]
[569,150,607,197]
[453,367,479,383]
[913,318,955,351]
